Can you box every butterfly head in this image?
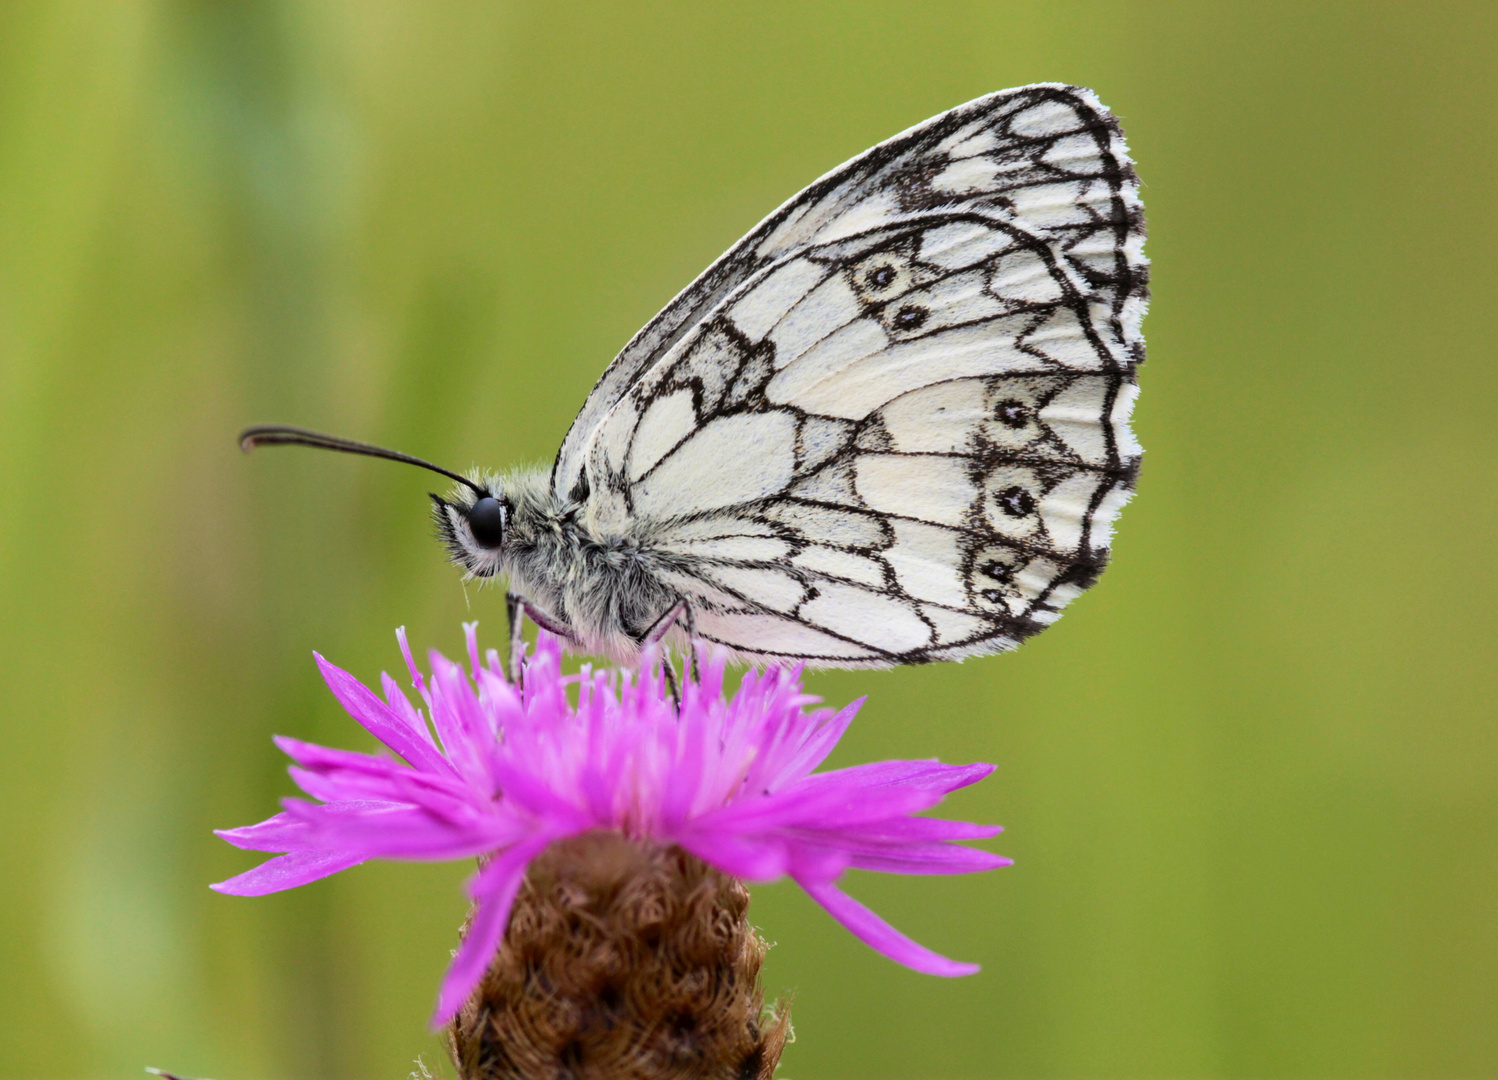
[431,483,509,577]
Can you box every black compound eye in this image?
[466,496,507,549]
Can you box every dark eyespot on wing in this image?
[892,305,928,331]
[995,399,1030,429]
[994,485,1036,518]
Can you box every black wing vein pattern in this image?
[559,84,1147,667]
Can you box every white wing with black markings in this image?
[560,84,1146,666]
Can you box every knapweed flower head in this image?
[215,626,1009,1027]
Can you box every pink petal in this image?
[274,736,465,802]
[809,838,1011,875]
[660,705,709,826]
[463,621,483,679]
[769,697,864,785]
[824,817,1003,843]
[487,757,590,830]
[215,800,414,851]
[783,843,855,881]
[281,805,525,861]
[214,811,315,852]
[796,877,980,977]
[425,658,495,786]
[381,671,437,745]
[315,653,452,776]
[700,778,942,832]
[431,836,552,1028]
[817,758,996,793]
[396,626,430,701]
[674,831,790,881]
[283,761,471,817]
[211,849,365,895]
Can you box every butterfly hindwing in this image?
[561,86,1145,666]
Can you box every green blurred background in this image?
[3,2,1495,1077]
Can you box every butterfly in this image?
[243,83,1146,673]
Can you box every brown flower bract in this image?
[448,832,790,1080]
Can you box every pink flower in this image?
[214,626,1009,1026]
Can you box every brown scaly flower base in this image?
[447,832,791,1080]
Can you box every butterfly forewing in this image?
[560,85,1145,667]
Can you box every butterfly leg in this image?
[641,599,688,649]
[505,592,524,683]
[682,601,700,682]
[655,598,700,682]
[661,661,682,712]
[505,590,576,686]
[641,599,693,710]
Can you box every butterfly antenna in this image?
[238,424,487,497]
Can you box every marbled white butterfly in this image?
[244,84,1147,671]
